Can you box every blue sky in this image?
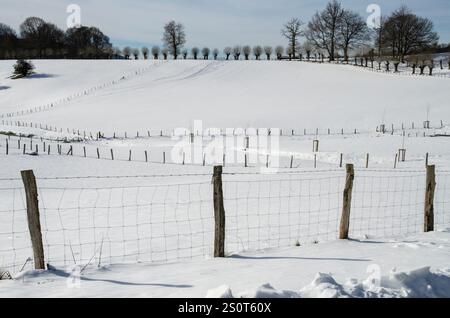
[2,0,449,49]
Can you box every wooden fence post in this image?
[424,165,436,232]
[339,164,355,239]
[213,166,226,257]
[21,170,45,270]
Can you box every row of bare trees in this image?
[0,17,113,59]
[280,1,440,63]
[1,2,444,61]
[280,1,370,62]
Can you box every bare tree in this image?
[202,47,210,60]
[380,6,439,62]
[253,46,263,60]
[339,10,369,62]
[132,48,139,59]
[162,21,186,59]
[233,46,242,60]
[151,46,160,59]
[141,47,149,59]
[224,47,232,60]
[191,47,199,59]
[213,48,219,60]
[306,0,344,61]
[182,48,188,59]
[243,46,251,60]
[113,47,122,58]
[286,46,293,60]
[302,41,313,60]
[275,46,284,60]
[123,46,132,59]
[264,46,273,60]
[0,23,18,58]
[281,18,304,59]
[161,48,168,60]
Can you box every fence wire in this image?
[350,171,426,238]
[436,172,450,230]
[1,168,449,275]
[222,171,345,252]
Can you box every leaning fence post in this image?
[213,166,226,258]
[21,170,45,270]
[424,165,436,232]
[339,164,355,239]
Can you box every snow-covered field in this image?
[1,59,450,298]
[2,230,450,298]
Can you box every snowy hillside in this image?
[1,59,450,298]
[1,60,449,131]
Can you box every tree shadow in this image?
[44,266,193,288]
[0,86,10,90]
[27,73,57,79]
[229,255,371,262]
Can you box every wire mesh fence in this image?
[1,166,449,275]
[222,170,345,251]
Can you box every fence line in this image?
[1,131,445,171]
[0,62,167,120]
[1,165,449,275]
[2,118,447,144]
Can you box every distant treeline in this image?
[0,17,115,59]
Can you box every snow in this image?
[1,60,449,132]
[1,230,450,298]
[1,59,450,298]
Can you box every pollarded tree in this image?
[191,47,199,59]
[233,46,242,60]
[123,46,132,59]
[182,48,188,59]
[306,0,345,61]
[302,41,313,60]
[253,46,263,60]
[264,46,273,60]
[202,47,210,60]
[142,47,149,59]
[281,18,304,59]
[275,46,284,60]
[224,47,232,60]
[132,48,139,59]
[162,20,186,59]
[151,46,160,59]
[286,47,293,60]
[213,48,219,60]
[243,46,251,60]
[162,48,168,60]
[113,47,122,58]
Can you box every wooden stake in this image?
[424,165,436,232]
[339,164,355,239]
[213,166,225,258]
[21,170,45,270]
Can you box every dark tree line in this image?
[0,17,113,59]
[375,6,439,62]
[1,5,444,62]
[280,1,440,62]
